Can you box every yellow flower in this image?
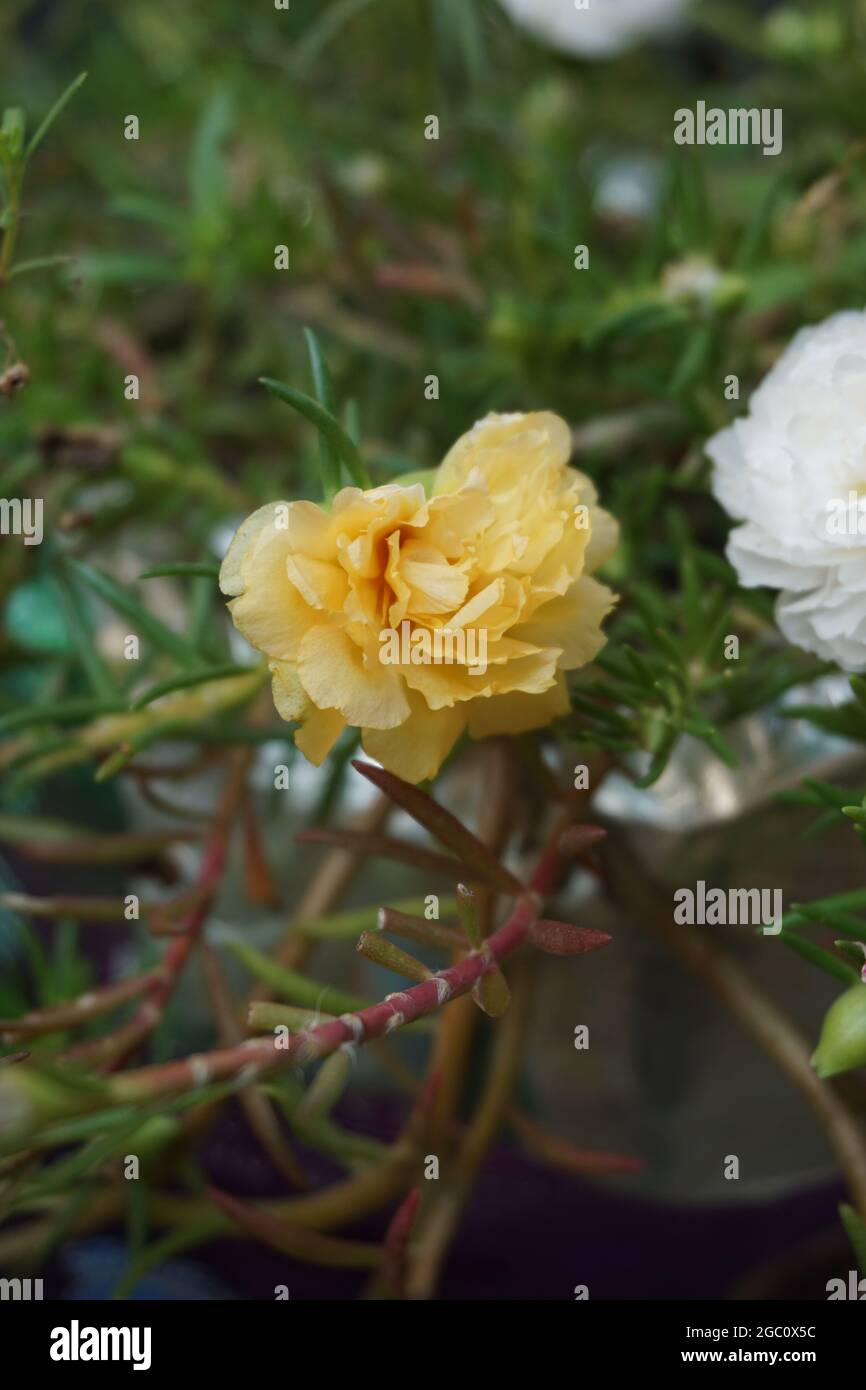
[219,411,618,782]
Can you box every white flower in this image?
[707,309,866,671]
[662,255,723,306]
[498,0,688,60]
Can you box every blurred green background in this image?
[3,0,866,1302]
[2,0,864,536]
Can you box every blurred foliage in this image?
[2,0,865,787]
[3,0,866,1289]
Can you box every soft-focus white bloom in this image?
[662,255,724,306]
[499,0,688,60]
[593,155,660,221]
[708,309,866,671]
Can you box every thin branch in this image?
[110,806,568,1107]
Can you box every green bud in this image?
[0,1064,96,1153]
[0,107,25,162]
[123,1114,179,1160]
[473,964,511,1018]
[811,983,866,1079]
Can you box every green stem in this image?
[0,167,23,283]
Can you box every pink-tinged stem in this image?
[507,1106,643,1176]
[382,1188,421,1295]
[1,968,166,1040]
[73,753,249,1071]
[113,824,567,1105]
[0,1051,30,1067]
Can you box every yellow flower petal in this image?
[270,661,346,763]
[270,661,308,721]
[227,513,320,662]
[466,674,571,739]
[285,553,349,612]
[220,410,618,782]
[296,706,346,765]
[513,576,617,670]
[219,502,288,598]
[298,623,411,730]
[362,695,466,783]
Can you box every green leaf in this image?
[51,568,117,698]
[790,900,866,940]
[69,561,198,667]
[223,937,375,1016]
[783,703,866,740]
[343,398,362,446]
[110,193,185,235]
[635,728,677,787]
[75,252,181,288]
[189,90,233,251]
[436,0,487,85]
[25,72,87,161]
[259,376,371,489]
[834,940,866,969]
[7,254,73,281]
[668,324,715,397]
[1,108,25,162]
[290,0,382,72]
[139,561,220,580]
[129,664,252,711]
[94,719,194,782]
[303,327,341,497]
[111,1218,220,1301]
[682,714,738,768]
[296,894,457,940]
[774,926,860,985]
[0,697,124,735]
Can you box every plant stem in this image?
[427,743,512,1150]
[0,167,22,283]
[252,790,391,986]
[199,945,308,1189]
[406,957,535,1300]
[109,805,569,1106]
[65,750,250,1069]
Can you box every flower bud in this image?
[0,1064,98,1153]
[0,107,25,163]
[811,984,866,1080]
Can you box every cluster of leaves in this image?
[567,515,830,784]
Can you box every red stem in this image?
[115,819,570,1103]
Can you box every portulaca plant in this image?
[1,0,866,1308]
